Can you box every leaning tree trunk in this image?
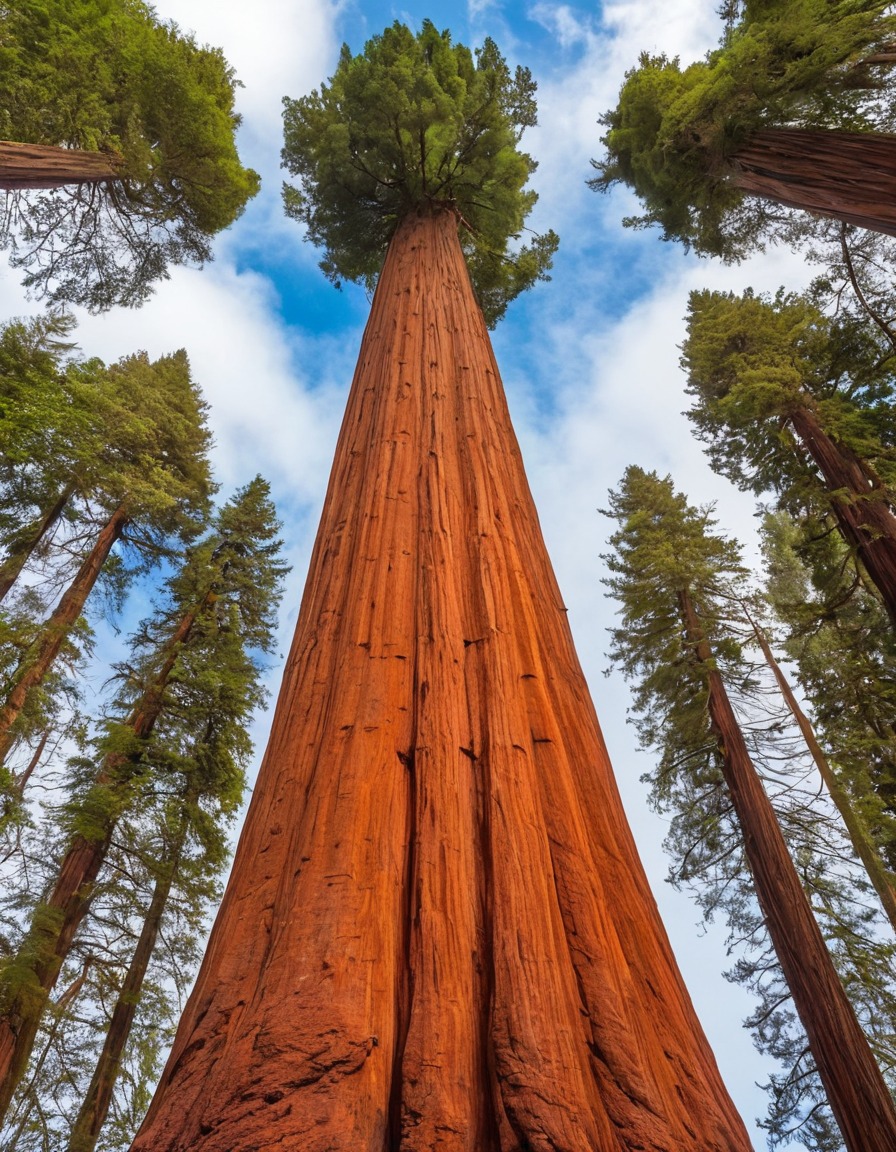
[0,483,74,603]
[0,596,203,1120]
[787,404,896,624]
[730,127,896,237]
[745,608,896,936]
[679,589,896,1152]
[67,846,180,1152]
[0,501,129,765]
[0,141,123,190]
[130,207,752,1152]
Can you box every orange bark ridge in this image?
[131,208,752,1151]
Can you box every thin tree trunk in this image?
[0,484,74,603]
[1,960,92,1147]
[788,404,896,624]
[0,501,129,765]
[0,594,203,1120]
[0,728,49,834]
[15,729,49,794]
[746,608,896,936]
[131,207,752,1152]
[0,141,123,191]
[730,127,896,237]
[679,588,896,1152]
[67,855,178,1152]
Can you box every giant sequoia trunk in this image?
[0,501,129,765]
[0,141,123,190]
[679,589,896,1152]
[788,404,896,624]
[730,127,896,236]
[130,207,751,1152]
[0,597,203,1118]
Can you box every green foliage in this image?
[0,480,288,1147]
[0,0,260,310]
[602,466,751,783]
[681,286,896,510]
[281,20,558,326]
[0,592,90,809]
[87,350,215,548]
[0,315,216,598]
[591,3,896,257]
[65,477,287,851]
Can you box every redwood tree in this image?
[130,24,751,1151]
[0,348,214,765]
[591,2,896,256]
[604,466,896,1151]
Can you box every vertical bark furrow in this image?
[130,209,751,1151]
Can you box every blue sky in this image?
[0,1,841,1146]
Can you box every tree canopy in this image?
[0,0,260,310]
[281,20,558,325]
[682,286,896,504]
[591,2,896,257]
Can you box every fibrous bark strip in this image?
[731,127,896,237]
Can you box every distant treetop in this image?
[281,20,558,325]
[0,0,260,311]
[591,1,896,258]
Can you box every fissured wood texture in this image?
[131,209,751,1152]
[731,128,896,237]
[0,140,122,189]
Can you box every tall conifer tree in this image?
[604,466,896,1151]
[131,24,752,1151]
[592,2,896,254]
[681,287,896,623]
[0,479,287,1124]
[0,346,214,767]
[0,0,260,310]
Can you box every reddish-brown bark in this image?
[0,141,123,190]
[0,501,129,765]
[131,208,751,1152]
[0,596,203,1120]
[730,127,896,236]
[788,404,896,624]
[679,588,896,1152]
